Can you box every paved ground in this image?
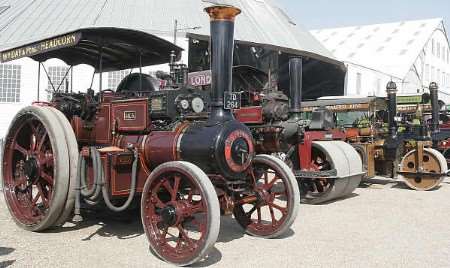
[1,177,450,268]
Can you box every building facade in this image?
[311,18,450,101]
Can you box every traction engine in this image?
[234,58,364,204]
[1,5,300,266]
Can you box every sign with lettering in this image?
[0,32,81,63]
[123,111,137,121]
[300,103,370,112]
[224,92,241,109]
[188,70,212,87]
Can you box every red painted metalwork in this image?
[298,130,346,170]
[141,167,210,264]
[3,116,55,225]
[224,129,254,172]
[234,106,263,124]
[111,98,150,133]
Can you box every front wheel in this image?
[233,154,300,238]
[141,161,220,266]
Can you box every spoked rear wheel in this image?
[2,106,70,231]
[141,161,220,266]
[233,154,300,238]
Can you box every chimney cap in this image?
[386,81,397,93]
[205,5,241,21]
[429,82,439,90]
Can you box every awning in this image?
[0,27,183,72]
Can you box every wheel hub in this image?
[159,206,177,227]
[23,157,39,181]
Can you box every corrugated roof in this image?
[0,0,341,66]
[311,18,446,79]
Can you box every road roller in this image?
[0,5,300,266]
[395,83,450,165]
[231,58,364,204]
[301,82,448,191]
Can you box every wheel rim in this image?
[3,115,55,226]
[234,158,293,237]
[400,148,444,190]
[142,168,210,264]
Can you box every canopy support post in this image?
[139,52,143,91]
[37,62,41,101]
[71,67,73,93]
[42,64,56,93]
[99,46,103,92]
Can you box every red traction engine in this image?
[1,5,300,266]
[234,58,364,204]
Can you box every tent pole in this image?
[139,52,143,91]
[37,62,41,101]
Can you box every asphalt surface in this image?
[1,177,450,268]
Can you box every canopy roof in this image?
[0,0,343,69]
[0,27,183,72]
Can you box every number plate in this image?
[224,92,241,110]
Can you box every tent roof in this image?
[311,18,447,79]
[0,0,342,67]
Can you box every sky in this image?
[278,0,450,31]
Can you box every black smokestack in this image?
[289,57,303,119]
[205,5,241,122]
[429,82,440,134]
[386,81,398,138]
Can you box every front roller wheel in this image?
[2,106,70,231]
[399,148,447,191]
[233,154,300,238]
[141,161,220,266]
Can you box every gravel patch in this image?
[1,177,450,267]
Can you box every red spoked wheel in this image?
[2,106,70,231]
[233,154,300,238]
[141,161,220,266]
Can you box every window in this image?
[443,72,446,85]
[47,66,71,100]
[376,78,381,95]
[424,64,430,82]
[0,64,21,103]
[431,66,435,81]
[442,47,446,60]
[437,42,440,58]
[108,70,130,89]
[432,39,435,55]
[356,73,362,95]
[437,69,441,84]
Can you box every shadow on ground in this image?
[0,247,16,268]
[44,206,144,241]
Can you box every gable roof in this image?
[311,18,447,79]
[0,0,342,67]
